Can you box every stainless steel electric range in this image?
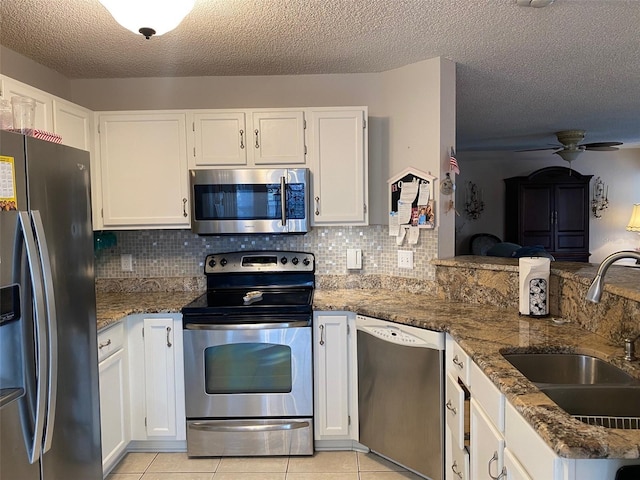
[181,251,315,457]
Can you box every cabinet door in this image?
[143,318,177,437]
[554,184,589,254]
[504,448,533,480]
[309,109,368,225]
[98,113,189,228]
[251,110,306,165]
[470,399,505,480]
[1,76,54,131]
[519,185,553,250]
[99,348,128,472]
[191,111,248,166]
[313,312,351,439]
[53,99,92,151]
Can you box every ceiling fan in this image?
[522,130,622,163]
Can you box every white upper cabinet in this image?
[188,109,306,168]
[1,75,54,132]
[97,112,189,229]
[251,110,306,165]
[308,108,368,225]
[53,99,93,151]
[191,111,248,166]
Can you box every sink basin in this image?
[502,353,640,386]
[540,385,640,428]
[502,353,640,428]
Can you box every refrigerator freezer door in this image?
[0,133,40,479]
[23,137,102,479]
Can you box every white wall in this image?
[0,46,73,101]
[455,148,640,263]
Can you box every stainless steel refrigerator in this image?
[0,131,102,479]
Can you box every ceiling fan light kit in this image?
[98,0,195,39]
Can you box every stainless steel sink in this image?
[502,352,640,429]
[540,385,640,429]
[502,353,640,385]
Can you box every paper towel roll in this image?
[519,257,551,316]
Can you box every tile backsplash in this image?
[95,225,438,281]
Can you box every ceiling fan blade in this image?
[584,141,623,148]
[584,145,620,151]
[516,145,562,152]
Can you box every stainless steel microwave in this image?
[189,168,310,235]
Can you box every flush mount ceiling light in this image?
[515,0,555,7]
[99,0,196,39]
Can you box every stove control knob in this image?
[280,256,288,265]
[220,258,228,267]
[208,258,216,268]
[291,257,299,265]
[303,257,310,266]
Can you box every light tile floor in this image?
[107,451,425,479]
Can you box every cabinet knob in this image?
[445,399,457,415]
[239,129,245,149]
[314,196,320,216]
[254,129,260,149]
[98,338,112,350]
[319,324,325,346]
[182,198,188,218]
[166,326,172,348]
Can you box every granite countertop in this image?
[96,287,640,460]
[96,291,200,331]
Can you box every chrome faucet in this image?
[585,250,640,303]
[586,250,640,361]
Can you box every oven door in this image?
[183,321,312,418]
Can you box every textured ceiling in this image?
[1,0,639,152]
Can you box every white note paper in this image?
[408,226,420,244]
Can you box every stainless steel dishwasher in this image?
[357,315,444,480]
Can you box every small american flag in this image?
[449,147,460,175]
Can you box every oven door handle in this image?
[184,321,310,330]
[190,420,310,432]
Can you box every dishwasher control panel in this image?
[356,315,445,350]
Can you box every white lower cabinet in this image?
[470,399,505,480]
[127,314,186,448]
[98,322,128,475]
[504,448,532,480]
[313,311,359,447]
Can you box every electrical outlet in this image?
[121,254,133,272]
[398,250,413,269]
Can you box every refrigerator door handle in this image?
[31,211,58,453]
[17,211,48,465]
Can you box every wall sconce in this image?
[99,0,195,39]
[591,177,609,218]
[464,181,484,220]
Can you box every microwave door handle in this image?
[280,175,287,227]
[17,212,48,465]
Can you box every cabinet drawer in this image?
[446,373,467,450]
[449,444,469,480]
[470,361,504,432]
[97,322,124,362]
[449,341,471,386]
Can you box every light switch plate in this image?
[398,250,413,269]
[121,254,133,272]
[347,248,362,269]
